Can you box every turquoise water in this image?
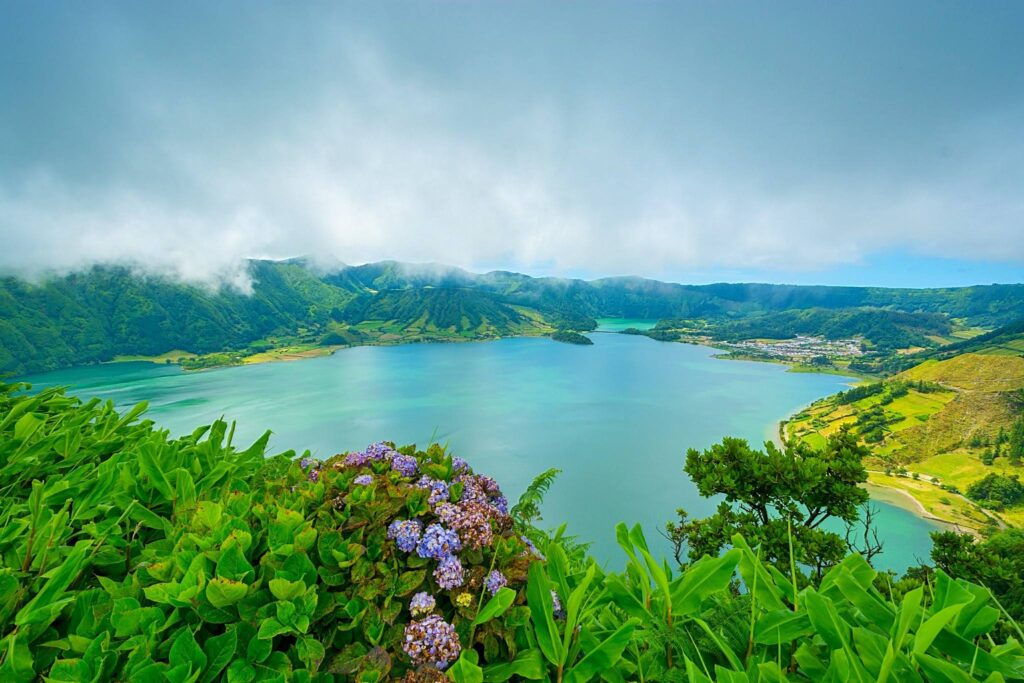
[22,333,939,570]
[595,318,659,332]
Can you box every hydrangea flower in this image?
[299,457,314,469]
[388,519,423,553]
[343,449,372,467]
[410,591,436,617]
[416,476,450,506]
[436,501,493,549]
[391,454,418,478]
[353,474,373,486]
[485,570,507,595]
[417,523,461,560]
[365,441,397,461]
[343,441,398,467]
[451,456,470,473]
[403,615,461,670]
[492,495,509,515]
[433,555,465,589]
[551,590,566,620]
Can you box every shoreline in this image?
[861,480,964,534]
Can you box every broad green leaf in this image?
[564,618,639,683]
[447,651,484,683]
[472,587,516,628]
[201,628,238,683]
[206,577,248,608]
[912,604,963,656]
[169,627,208,674]
[671,549,739,616]
[526,562,564,666]
[482,649,546,682]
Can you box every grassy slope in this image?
[786,348,1024,532]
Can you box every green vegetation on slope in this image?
[4,258,1024,377]
[786,337,1024,532]
[4,382,1024,681]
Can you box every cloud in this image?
[1,4,1022,287]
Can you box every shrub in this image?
[967,473,1024,507]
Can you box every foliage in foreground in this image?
[2,383,1024,681]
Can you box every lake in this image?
[21,329,940,571]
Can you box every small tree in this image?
[667,429,871,579]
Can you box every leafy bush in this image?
[3,382,1024,681]
[967,473,1024,507]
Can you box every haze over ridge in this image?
[1,2,1023,288]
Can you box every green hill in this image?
[2,258,1024,376]
[785,328,1024,532]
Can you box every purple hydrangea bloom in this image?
[417,523,461,560]
[343,449,372,467]
[391,454,418,478]
[451,456,470,473]
[403,615,461,670]
[485,570,507,595]
[299,457,314,469]
[492,495,509,515]
[353,474,373,486]
[308,469,319,483]
[366,441,398,461]
[410,591,436,616]
[387,519,423,553]
[433,555,465,589]
[551,590,565,620]
[417,476,450,506]
[436,501,493,549]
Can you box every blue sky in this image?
[1,2,1022,288]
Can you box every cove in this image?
[22,332,941,571]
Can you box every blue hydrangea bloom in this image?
[391,454,418,478]
[417,523,461,560]
[353,474,373,486]
[387,519,423,553]
[433,555,465,589]
[485,570,507,595]
[410,591,436,616]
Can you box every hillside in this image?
[785,334,1024,532]
[2,257,1024,376]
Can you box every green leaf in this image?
[472,587,516,628]
[526,562,564,666]
[912,604,963,656]
[138,444,174,499]
[206,577,248,608]
[268,578,305,601]
[482,649,546,682]
[754,608,812,644]
[671,549,739,616]
[201,628,238,683]
[217,542,254,583]
[257,618,292,640]
[16,543,89,626]
[913,652,973,683]
[564,618,639,683]
[447,651,484,683]
[169,627,208,673]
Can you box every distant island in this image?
[551,330,594,345]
